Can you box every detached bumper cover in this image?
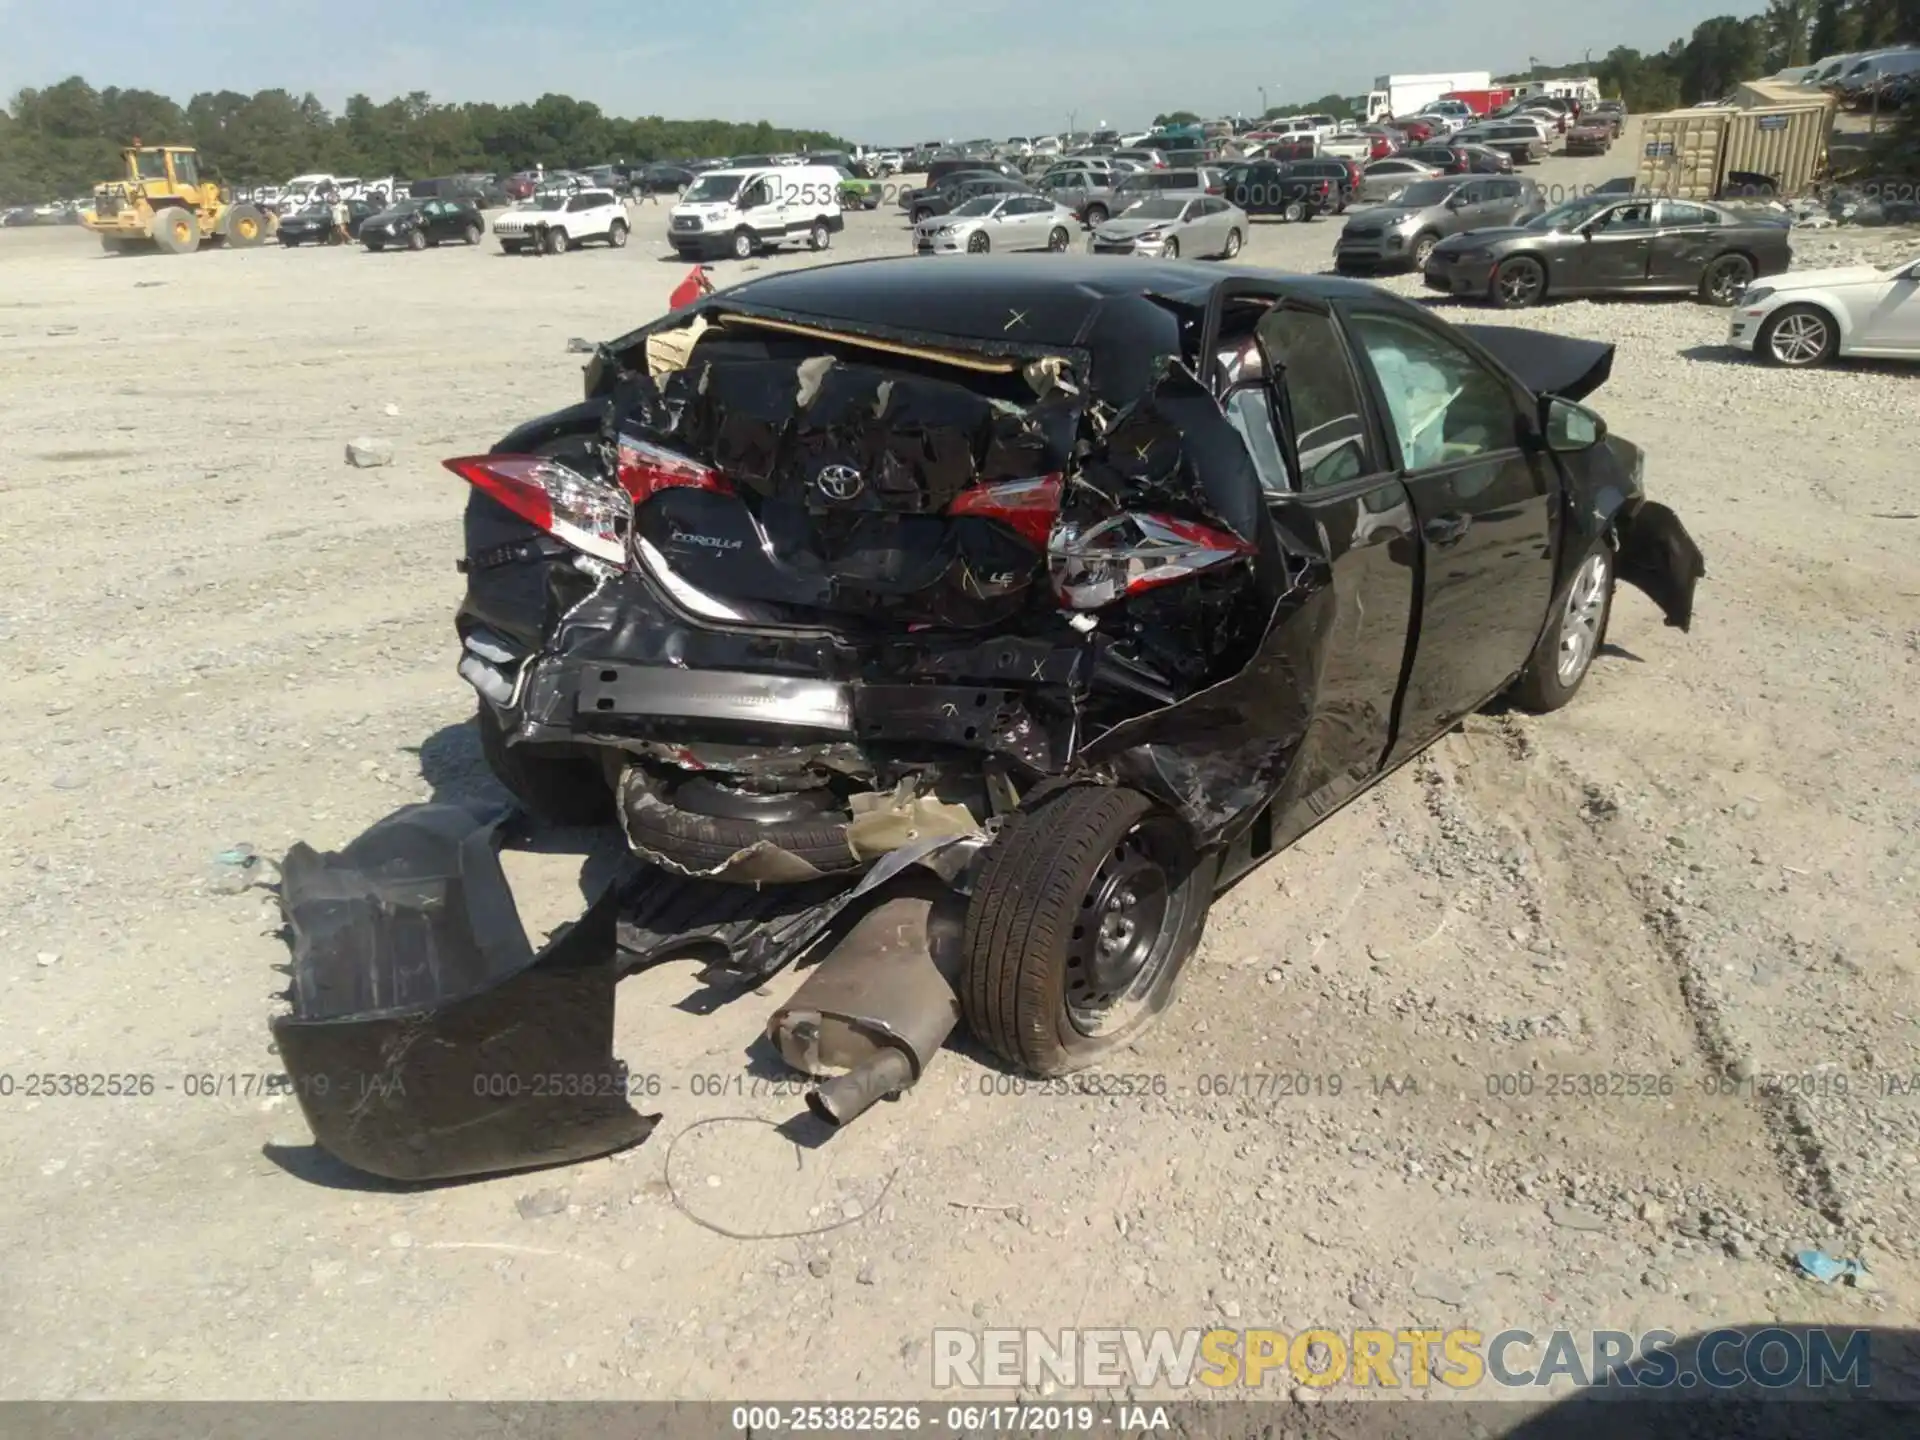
[270,802,658,1181]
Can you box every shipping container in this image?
[1633,104,1831,198]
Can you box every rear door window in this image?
[1255,305,1374,491]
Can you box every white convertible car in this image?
[492,188,629,254]
[1729,255,1920,367]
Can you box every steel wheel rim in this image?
[1499,262,1540,303]
[1556,552,1609,684]
[1707,258,1750,302]
[1770,313,1826,364]
[1064,820,1181,1037]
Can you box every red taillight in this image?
[444,453,630,565]
[1047,511,1254,609]
[615,436,731,505]
[947,473,1062,547]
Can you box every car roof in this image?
[712,256,1390,350]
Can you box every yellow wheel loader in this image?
[81,145,276,255]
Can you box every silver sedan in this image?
[1355,156,1441,203]
[1087,194,1249,260]
[912,192,1081,254]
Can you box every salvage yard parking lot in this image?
[3,135,1919,1404]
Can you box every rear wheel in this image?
[1508,544,1613,712]
[476,704,612,826]
[961,787,1214,1076]
[224,204,266,248]
[1698,252,1753,306]
[1282,199,1306,222]
[152,208,200,254]
[1085,204,1108,225]
[808,219,831,250]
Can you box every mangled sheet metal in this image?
[518,324,1330,851]
[270,803,657,1180]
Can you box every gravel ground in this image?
[2,130,1917,1406]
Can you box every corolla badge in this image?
[814,464,865,501]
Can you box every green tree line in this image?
[1496,0,1919,112]
[0,79,850,204]
[1151,0,1916,130]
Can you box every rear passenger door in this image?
[1648,200,1721,287]
[1340,304,1556,761]
[1213,296,1420,851]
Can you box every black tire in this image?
[1162,236,1179,258]
[280,237,299,248]
[608,219,628,247]
[545,227,568,255]
[1698,251,1753,306]
[1047,225,1070,251]
[476,704,613,826]
[224,203,267,248]
[1758,303,1838,368]
[910,208,933,225]
[365,238,384,252]
[1085,204,1108,225]
[961,786,1214,1076]
[808,219,831,250]
[1409,230,1440,269]
[406,228,427,251]
[619,769,863,878]
[1221,227,1242,258]
[463,222,482,245]
[1282,199,1306,222]
[731,228,754,260]
[966,230,990,253]
[152,207,200,254]
[501,239,526,255]
[1508,541,1614,713]
[1491,254,1545,308]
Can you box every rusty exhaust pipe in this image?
[766,877,965,1126]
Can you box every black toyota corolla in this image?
[445,258,1703,1068]
[266,258,1708,1181]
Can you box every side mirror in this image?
[1542,396,1605,452]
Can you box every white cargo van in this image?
[668,165,845,261]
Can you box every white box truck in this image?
[1365,72,1494,123]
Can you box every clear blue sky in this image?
[4,0,1762,140]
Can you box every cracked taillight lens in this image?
[615,436,731,505]
[1047,512,1254,609]
[946,473,1063,547]
[444,453,631,566]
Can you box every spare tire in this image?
[619,767,864,878]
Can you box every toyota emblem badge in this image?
[814,464,865,501]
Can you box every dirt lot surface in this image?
[3,132,1919,1407]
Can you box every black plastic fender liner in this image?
[270,802,658,1182]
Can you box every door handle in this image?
[1424,512,1471,546]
